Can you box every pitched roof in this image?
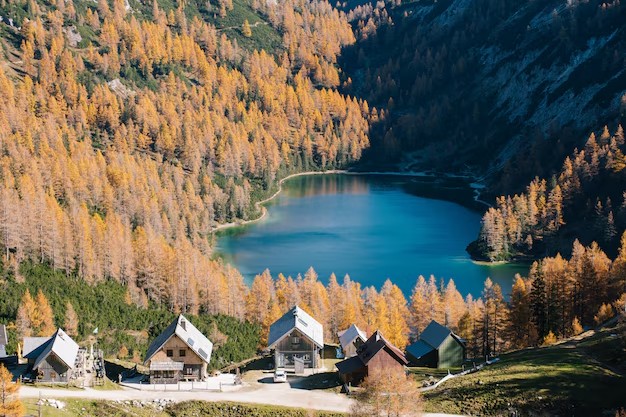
[144,315,213,365]
[0,324,7,346]
[336,330,408,374]
[337,324,367,350]
[24,329,80,371]
[405,339,435,360]
[23,337,52,359]
[420,320,465,349]
[420,320,455,348]
[268,306,324,349]
[357,330,408,366]
[335,355,363,374]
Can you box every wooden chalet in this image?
[268,306,324,371]
[405,320,465,368]
[337,324,366,358]
[335,330,407,385]
[23,328,79,383]
[144,315,213,384]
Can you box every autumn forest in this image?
[0,0,625,372]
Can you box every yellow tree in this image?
[15,290,36,339]
[34,290,56,337]
[242,19,252,37]
[64,301,79,337]
[351,368,422,417]
[0,364,24,417]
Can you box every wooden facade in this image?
[406,321,466,369]
[32,353,71,383]
[149,335,207,384]
[273,329,320,369]
[268,306,324,371]
[336,330,407,386]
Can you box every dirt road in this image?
[20,382,464,416]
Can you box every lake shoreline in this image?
[210,169,487,233]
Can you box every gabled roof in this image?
[357,330,408,366]
[23,337,53,359]
[336,330,407,374]
[0,324,7,346]
[268,306,324,349]
[144,315,213,365]
[335,355,363,374]
[420,320,466,349]
[25,329,79,371]
[405,339,435,360]
[420,320,455,348]
[337,324,367,350]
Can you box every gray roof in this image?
[25,329,79,371]
[405,339,435,360]
[0,346,6,358]
[0,325,7,346]
[144,315,213,365]
[337,324,366,350]
[150,361,184,371]
[335,355,363,374]
[420,320,454,348]
[23,337,51,359]
[268,306,324,349]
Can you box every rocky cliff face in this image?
[343,0,626,193]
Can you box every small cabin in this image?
[268,306,324,371]
[405,320,465,369]
[336,330,407,386]
[23,329,79,383]
[144,315,213,384]
[337,324,367,358]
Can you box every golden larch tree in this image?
[0,364,24,417]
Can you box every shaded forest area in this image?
[340,0,626,194]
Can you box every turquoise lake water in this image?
[215,174,528,299]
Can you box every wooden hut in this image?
[268,306,324,371]
[144,315,213,384]
[405,320,465,368]
[335,330,407,385]
[23,329,79,383]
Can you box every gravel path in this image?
[20,382,465,416]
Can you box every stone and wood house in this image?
[23,328,79,383]
[405,320,465,368]
[144,315,213,384]
[337,324,367,358]
[335,330,407,386]
[268,306,324,371]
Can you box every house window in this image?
[50,372,57,380]
[186,367,193,375]
[291,336,301,345]
[179,349,186,357]
[166,349,173,357]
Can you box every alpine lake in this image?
[215,173,528,299]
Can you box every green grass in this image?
[408,366,461,386]
[423,330,626,416]
[167,400,345,416]
[23,398,170,417]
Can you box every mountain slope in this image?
[342,0,626,192]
